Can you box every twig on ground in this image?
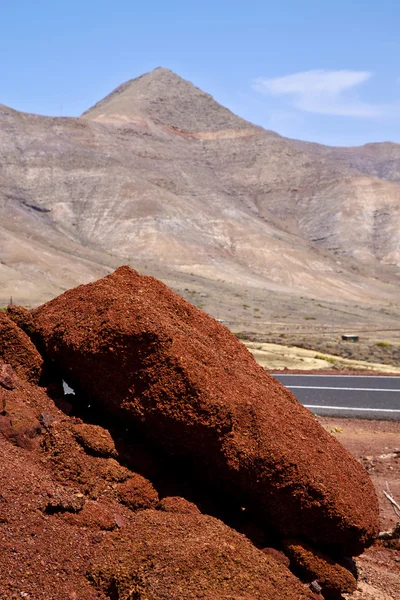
[384,482,400,518]
[378,483,400,540]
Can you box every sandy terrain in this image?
[317,417,400,600]
[245,340,400,373]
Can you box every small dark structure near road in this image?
[341,334,359,342]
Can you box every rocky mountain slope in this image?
[1,68,399,323]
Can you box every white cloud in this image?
[253,69,392,118]
[254,70,371,95]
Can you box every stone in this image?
[0,312,44,384]
[88,509,317,600]
[31,266,379,554]
[0,362,17,390]
[157,496,201,514]
[117,474,159,510]
[72,423,117,458]
[283,539,357,597]
[41,486,86,514]
[262,547,290,568]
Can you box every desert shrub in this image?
[314,354,336,364]
[234,332,247,340]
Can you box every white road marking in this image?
[304,405,400,413]
[287,386,400,392]
[274,374,400,378]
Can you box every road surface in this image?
[271,374,400,420]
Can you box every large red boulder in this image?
[31,266,379,554]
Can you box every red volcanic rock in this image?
[117,473,159,510]
[0,312,43,384]
[62,500,119,531]
[2,352,316,598]
[88,509,317,600]
[41,486,86,514]
[72,422,117,458]
[0,362,17,391]
[157,496,201,514]
[283,539,357,597]
[6,305,37,337]
[0,365,44,449]
[0,413,41,451]
[31,266,379,554]
[262,547,291,568]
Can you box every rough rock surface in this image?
[0,361,17,391]
[0,363,316,599]
[88,510,317,600]
[72,422,118,458]
[157,496,201,514]
[0,435,104,600]
[262,547,291,568]
[7,304,38,337]
[283,539,357,597]
[0,311,43,383]
[31,266,379,554]
[117,473,159,510]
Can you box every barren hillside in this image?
[0,68,399,333]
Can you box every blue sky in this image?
[1,0,399,146]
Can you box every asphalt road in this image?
[271,374,400,420]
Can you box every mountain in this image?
[81,67,260,134]
[1,68,400,332]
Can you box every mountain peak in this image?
[81,67,258,132]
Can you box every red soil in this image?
[0,312,43,384]
[157,496,201,514]
[117,473,159,510]
[0,364,317,599]
[88,510,318,600]
[283,539,357,597]
[30,266,379,555]
[3,267,396,598]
